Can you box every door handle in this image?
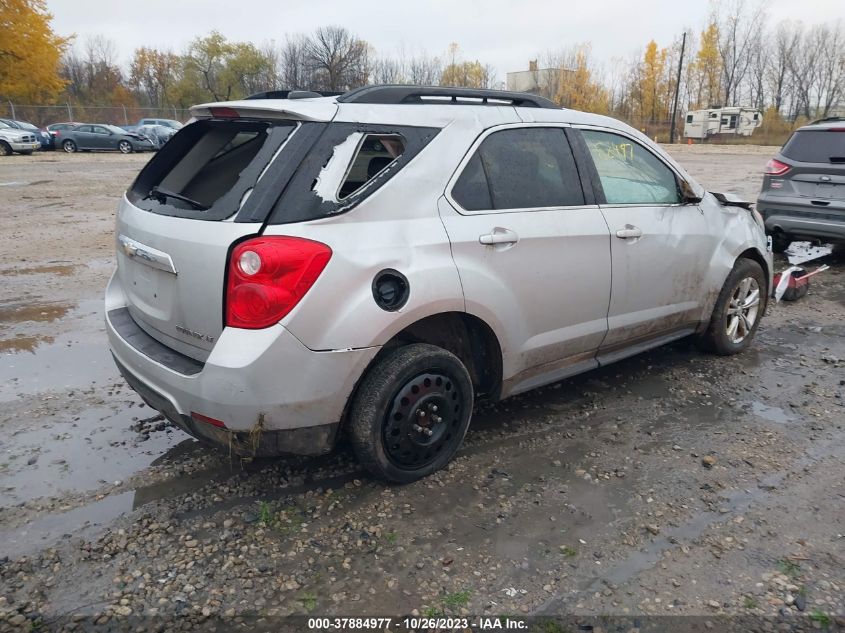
[479,228,519,245]
[615,226,643,239]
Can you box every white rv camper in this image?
[684,107,762,140]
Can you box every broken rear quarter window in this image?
[267,124,440,225]
[338,134,406,200]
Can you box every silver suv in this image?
[106,86,772,483]
[757,118,845,251]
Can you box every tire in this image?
[699,259,767,355]
[770,233,790,254]
[118,140,132,154]
[62,139,76,153]
[348,343,474,483]
[0,141,12,156]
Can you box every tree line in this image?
[2,0,842,134]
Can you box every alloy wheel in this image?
[726,276,761,344]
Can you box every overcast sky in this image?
[47,0,845,78]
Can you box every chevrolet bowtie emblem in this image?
[122,242,138,257]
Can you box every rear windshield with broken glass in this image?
[782,129,845,164]
[128,119,296,221]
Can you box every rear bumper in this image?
[758,198,845,241]
[105,272,379,456]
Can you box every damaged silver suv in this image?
[106,85,772,483]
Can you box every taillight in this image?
[765,158,790,176]
[225,236,332,329]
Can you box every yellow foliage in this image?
[688,20,721,108]
[0,0,69,102]
[639,40,668,122]
[555,47,610,114]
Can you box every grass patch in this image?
[300,591,317,612]
[777,558,801,578]
[743,596,758,609]
[257,501,275,527]
[423,606,443,617]
[383,531,398,545]
[809,610,832,627]
[443,590,471,609]
[559,545,578,557]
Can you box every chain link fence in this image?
[1,100,794,145]
[0,102,192,127]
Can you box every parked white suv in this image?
[106,86,772,482]
[0,120,41,155]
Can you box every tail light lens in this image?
[765,158,790,176]
[225,236,332,329]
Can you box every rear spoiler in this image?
[190,99,337,123]
[711,191,753,210]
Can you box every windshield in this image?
[18,122,38,131]
[0,122,9,129]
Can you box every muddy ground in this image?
[0,146,843,631]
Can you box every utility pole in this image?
[8,100,15,119]
[669,31,687,144]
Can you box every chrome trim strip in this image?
[118,234,178,274]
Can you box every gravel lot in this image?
[0,145,843,631]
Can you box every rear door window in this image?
[128,119,296,221]
[782,129,845,163]
[452,127,585,211]
[580,129,681,205]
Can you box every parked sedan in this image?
[47,122,83,146]
[60,124,154,153]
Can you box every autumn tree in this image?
[61,36,134,107]
[0,0,69,102]
[638,40,668,122]
[185,32,234,101]
[717,0,766,105]
[440,43,494,88]
[553,45,610,114]
[304,26,370,91]
[688,20,721,108]
[129,47,179,108]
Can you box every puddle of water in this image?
[785,241,834,265]
[0,336,116,402]
[749,400,791,424]
[0,299,116,401]
[0,406,185,506]
[0,492,133,558]
[0,181,29,187]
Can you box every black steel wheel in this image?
[349,344,473,483]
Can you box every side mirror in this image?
[679,179,702,204]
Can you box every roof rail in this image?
[245,90,343,100]
[337,85,558,109]
[810,116,845,124]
